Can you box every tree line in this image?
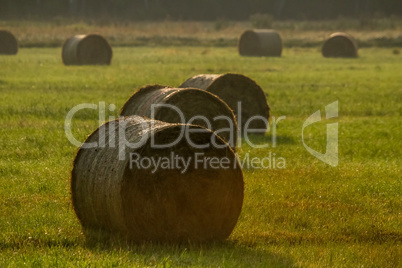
[0,0,401,20]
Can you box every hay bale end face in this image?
[120,85,238,149]
[62,34,112,65]
[239,29,282,57]
[71,116,244,242]
[180,73,270,136]
[0,30,18,55]
[322,32,358,58]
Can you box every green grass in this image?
[1,19,402,48]
[0,46,401,267]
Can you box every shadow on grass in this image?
[82,229,297,267]
[0,234,295,267]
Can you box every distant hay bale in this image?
[0,30,18,55]
[71,116,244,242]
[120,85,238,149]
[180,73,270,136]
[322,32,358,58]
[239,29,282,57]
[62,34,112,65]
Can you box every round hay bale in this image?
[0,30,18,55]
[179,73,270,136]
[62,34,112,65]
[322,32,358,58]
[120,85,238,149]
[239,29,282,57]
[71,116,244,242]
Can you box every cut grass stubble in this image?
[0,46,401,267]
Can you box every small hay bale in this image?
[180,73,270,136]
[120,85,238,149]
[322,32,358,58]
[0,30,18,55]
[71,116,244,242]
[62,34,112,65]
[239,29,282,57]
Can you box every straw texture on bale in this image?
[322,32,358,58]
[239,29,282,57]
[0,30,18,55]
[71,116,244,242]
[180,73,270,135]
[62,34,112,65]
[120,85,238,149]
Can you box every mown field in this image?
[0,24,401,267]
[1,18,402,48]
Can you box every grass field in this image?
[0,42,401,267]
[1,19,402,48]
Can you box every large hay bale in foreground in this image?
[71,116,244,242]
[180,73,270,136]
[239,29,282,57]
[0,30,18,55]
[62,34,112,65]
[120,85,238,149]
[322,32,358,58]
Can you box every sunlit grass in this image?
[0,46,401,267]
[1,19,401,48]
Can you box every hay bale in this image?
[180,73,270,136]
[322,32,358,58]
[120,85,238,149]
[0,30,18,55]
[62,34,112,65]
[239,29,282,57]
[71,116,244,242]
